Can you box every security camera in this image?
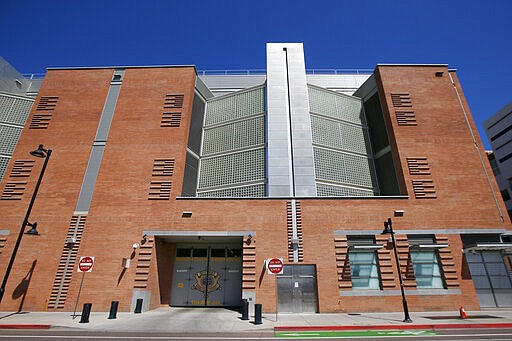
[132,243,139,250]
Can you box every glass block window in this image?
[203,116,265,155]
[316,183,374,197]
[314,147,377,190]
[0,94,34,125]
[308,85,365,125]
[197,184,266,197]
[348,251,381,289]
[205,86,265,126]
[0,156,10,182]
[0,125,23,154]
[198,148,265,189]
[311,115,371,155]
[410,251,445,289]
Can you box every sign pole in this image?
[73,256,94,319]
[275,275,278,322]
[72,271,85,319]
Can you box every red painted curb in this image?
[275,323,512,331]
[0,324,51,329]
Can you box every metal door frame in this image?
[276,264,319,313]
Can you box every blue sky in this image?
[1,0,510,148]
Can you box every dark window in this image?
[210,248,226,257]
[228,248,242,258]
[176,248,192,257]
[193,248,207,258]
[501,189,511,202]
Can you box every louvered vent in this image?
[36,96,58,110]
[0,235,7,256]
[412,180,437,198]
[391,93,416,126]
[391,93,412,107]
[47,215,86,310]
[9,160,35,177]
[161,112,181,127]
[152,159,175,176]
[164,94,184,108]
[1,181,26,200]
[29,96,58,129]
[161,94,184,127]
[148,181,172,200]
[395,111,417,126]
[406,157,431,175]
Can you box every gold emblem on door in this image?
[192,270,221,296]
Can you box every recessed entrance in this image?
[170,244,242,307]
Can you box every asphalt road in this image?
[1,328,512,340]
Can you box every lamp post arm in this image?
[0,150,51,303]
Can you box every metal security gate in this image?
[277,265,318,313]
[466,251,512,308]
[170,245,242,307]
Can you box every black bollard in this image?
[79,303,92,323]
[241,299,249,320]
[254,303,262,325]
[108,301,119,319]
[134,298,143,313]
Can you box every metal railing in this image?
[21,73,46,80]
[197,68,373,76]
[21,68,374,79]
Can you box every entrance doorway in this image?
[170,244,242,307]
[277,264,318,313]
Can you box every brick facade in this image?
[0,64,510,313]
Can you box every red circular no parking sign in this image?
[267,258,284,274]
[78,256,94,272]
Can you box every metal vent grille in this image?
[308,86,365,124]
[197,184,265,197]
[0,125,23,154]
[317,183,374,197]
[314,147,376,190]
[203,116,265,155]
[198,148,265,189]
[311,115,371,155]
[205,86,265,126]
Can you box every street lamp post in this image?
[382,217,412,323]
[0,145,52,304]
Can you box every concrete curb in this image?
[275,323,512,331]
[0,324,51,329]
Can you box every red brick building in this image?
[0,43,511,314]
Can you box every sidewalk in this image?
[1,307,512,333]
